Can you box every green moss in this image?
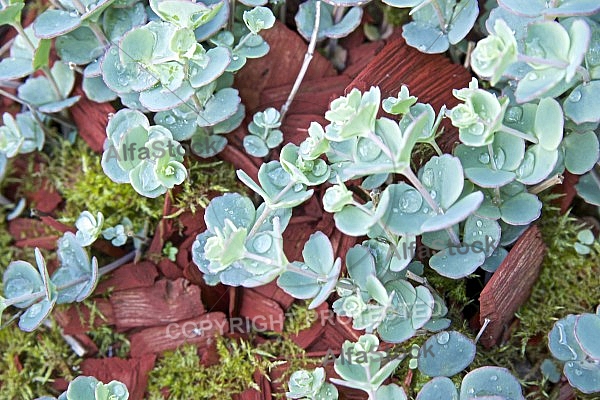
[87,325,130,359]
[516,201,600,346]
[283,301,318,335]
[382,4,410,27]
[0,319,79,400]
[47,138,163,228]
[147,336,279,399]
[170,160,245,218]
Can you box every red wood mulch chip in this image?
[70,85,114,153]
[128,312,228,357]
[479,225,547,347]
[54,298,115,335]
[110,278,205,331]
[96,260,158,293]
[81,354,157,400]
[238,289,285,333]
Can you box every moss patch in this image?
[147,336,279,399]
[0,319,79,400]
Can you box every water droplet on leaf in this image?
[436,331,450,345]
[568,90,582,103]
[399,189,423,213]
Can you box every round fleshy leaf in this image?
[418,155,464,210]
[429,244,486,279]
[418,331,476,377]
[139,82,195,111]
[480,246,508,273]
[204,193,256,233]
[460,366,524,399]
[500,192,542,226]
[56,27,103,65]
[243,135,268,157]
[375,384,407,400]
[33,9,81,39]
[464,216,500,257]
[576,171,600,206]
[416,376,458,400]
[18,295,56,332]
[548,314,586,361]
[564,81,600,124]
[562,131,599,175]
[345,245,376,287]
[3,260,43,308]
[194,0,229,41]
[67,376,99,399]
[334,203,377,236]
[575,313,600,359]
[516,145,558,185]
[465,168,516,188]
[563,360,600,394]
[421,192,484,233]
[380,183,434,235]
[83,76,118,103]
[196,88,241,127]
[533,98,563,151]
[411,286,434,329]
[515,68,565,103]
[189,47,231,88]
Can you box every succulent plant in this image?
[295,0,362,42]
[386,0,479,54]
[36,375,129,400]
[286,368,338,400]
[330,334,407,399]
[101,109,187,198]
[243,107,284,157]
[548,309,600,394]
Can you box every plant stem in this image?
[475,317,491,344]
[366,130,394,161]
[247,180,296,238]
[429,139,443,156]
[577,66,591,83]
[12,24,63,100]
[87,21,110,48]
[529,173,564,195]
[279,0,321,122]
[402,167,461,246]
[499,124,538,144]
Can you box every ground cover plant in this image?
[0,0,599,399]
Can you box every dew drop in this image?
[478,152,490,164]
[164,115,175,125]
[494,148,506,169]
[476,220,483,228]
[436,331,450,345]
[26,302,42,317]
[517,152,535,178]
[505,106,523,123]
[430,190,437,199]
[574,369,583,376]
[357,138,382,161]
[5,277,34,298]
[422,168,434,186]
[528,72,539,80]
[568,89,582,103]
[252,234,273,254]
[113,385,126,396]
[399,189,423,213]
[490,375,498,381]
